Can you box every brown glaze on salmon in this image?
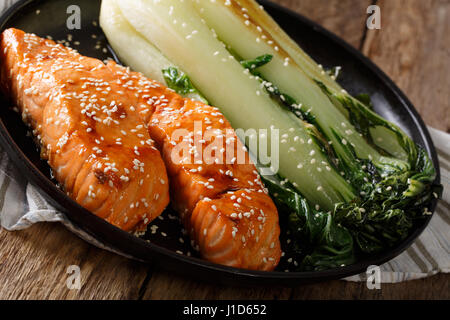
[105,61,281,270]
[0,28,170,233]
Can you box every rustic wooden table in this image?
[0,0,448,300]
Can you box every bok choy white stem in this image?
[100,0,207,103]
[100,0,171,84]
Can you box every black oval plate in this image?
[0,0,440,286]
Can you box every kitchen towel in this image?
[0,0,448,283]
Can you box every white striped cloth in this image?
[0,0,448,283]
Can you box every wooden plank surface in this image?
[0,0,448,300]
[270,0,373,48]
[362,0,450,133]
[0,223,149,299]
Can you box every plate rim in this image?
[0,0,441,286]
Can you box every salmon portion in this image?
[149,95,281,271]
[105,61,281,270]
[0,28,170,232]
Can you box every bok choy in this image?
[100,0,442,271]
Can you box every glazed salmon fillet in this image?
[0,28,170,232]
[147,100,281,270]
[105,62,281,270]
